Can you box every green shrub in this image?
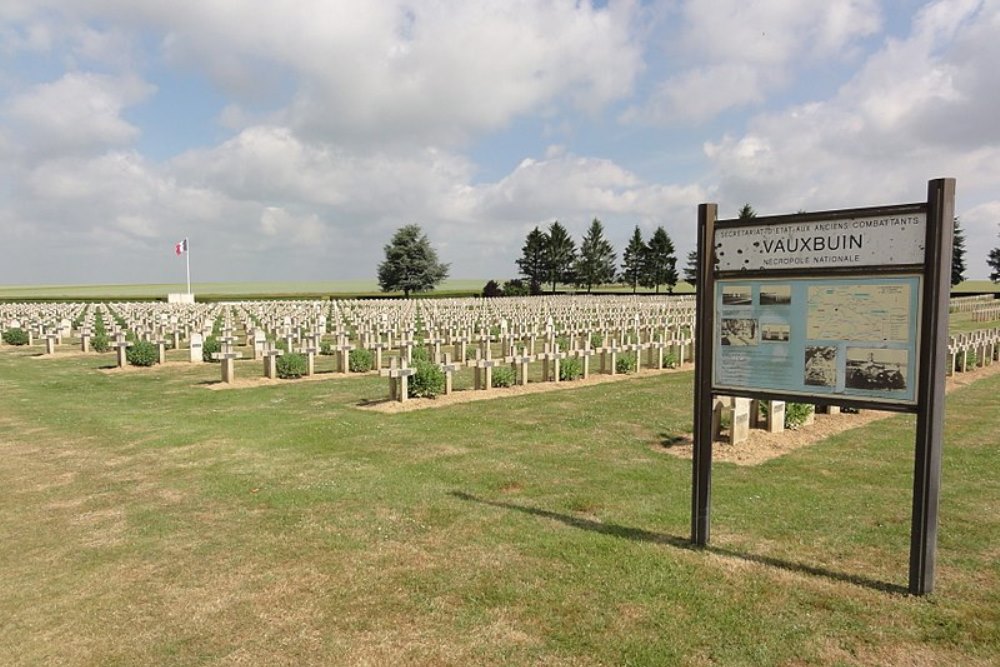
[2,328,29,346]
[590,332,605,350]
[491,365,515,388]
[663,351,679,369]
[409,360,444,398]
[482,280,502,297]
[202,336,221,362]
[785,403,814,430]
[126,340,157,367]
[349,348,373,373]
[320,341,333,356]
[502,279,529,297]
[555,335,570,351]
[277,352,307,379]
[91,334,110,352]
[615,352,637,374]
[560,356,583,381]
[275,338,290,353]
[410,346,430,363]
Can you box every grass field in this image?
[1,339,998,665]
[0,279,487,301]
[3,278,995,301]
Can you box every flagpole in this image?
[185,238,191,295]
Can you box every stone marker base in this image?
[167,293,195,304]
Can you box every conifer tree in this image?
[543,221,576,293]
[988,231,1000,283]
[683,249,699,289]
[377,225,449,298]
[641,226,678,293]
[516,226,548,294]
[737,203,757,220]
[574,218,616,293]
[620,226,646,294]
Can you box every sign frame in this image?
[691,179,955,596]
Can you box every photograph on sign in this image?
[845,347,908,391]
[804,346,838,387]
[721,318,758,346]
[759,285,791,305]
[722,285,753,305]
[761,323,790,342]
[713,275,921,405]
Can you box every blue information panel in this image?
[713,275,921,405]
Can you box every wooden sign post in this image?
[692,178,955,595]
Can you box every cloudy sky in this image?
[1,0,998,286]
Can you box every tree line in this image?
[516,219,683,295]
[375,208,997,297]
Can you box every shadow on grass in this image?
[356,397,391,407]
[451,491,907,595]
[659,432,692,449]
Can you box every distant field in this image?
[0,279,697,300]
[0,279,486,300]
[951,280,1000,295]
[0,278,991,301]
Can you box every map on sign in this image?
[806,284,911,342]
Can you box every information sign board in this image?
[713,276,921,405]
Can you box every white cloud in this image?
[624,0,882,124]
[76,0,641,145]
[4,72,154,159]
[702,0,1000,275]
[259,207,326,246]
[171,125,476,223]
[678,0,881,64]
[622,63,766,124]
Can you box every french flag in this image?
[175,238,188,256]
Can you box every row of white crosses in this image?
[0,301,85,350]
[7,295,997,397]
[376,324,695,404]
[948,294,996,314]
[971,304,1000,322]
[948,327,1000,373]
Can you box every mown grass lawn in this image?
[0,345,997,665]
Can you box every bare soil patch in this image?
[357,364,694,413]
[98,360,202,373]
[656,361,1000,466]
[30,350,109,360]
[201,368,363,390]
